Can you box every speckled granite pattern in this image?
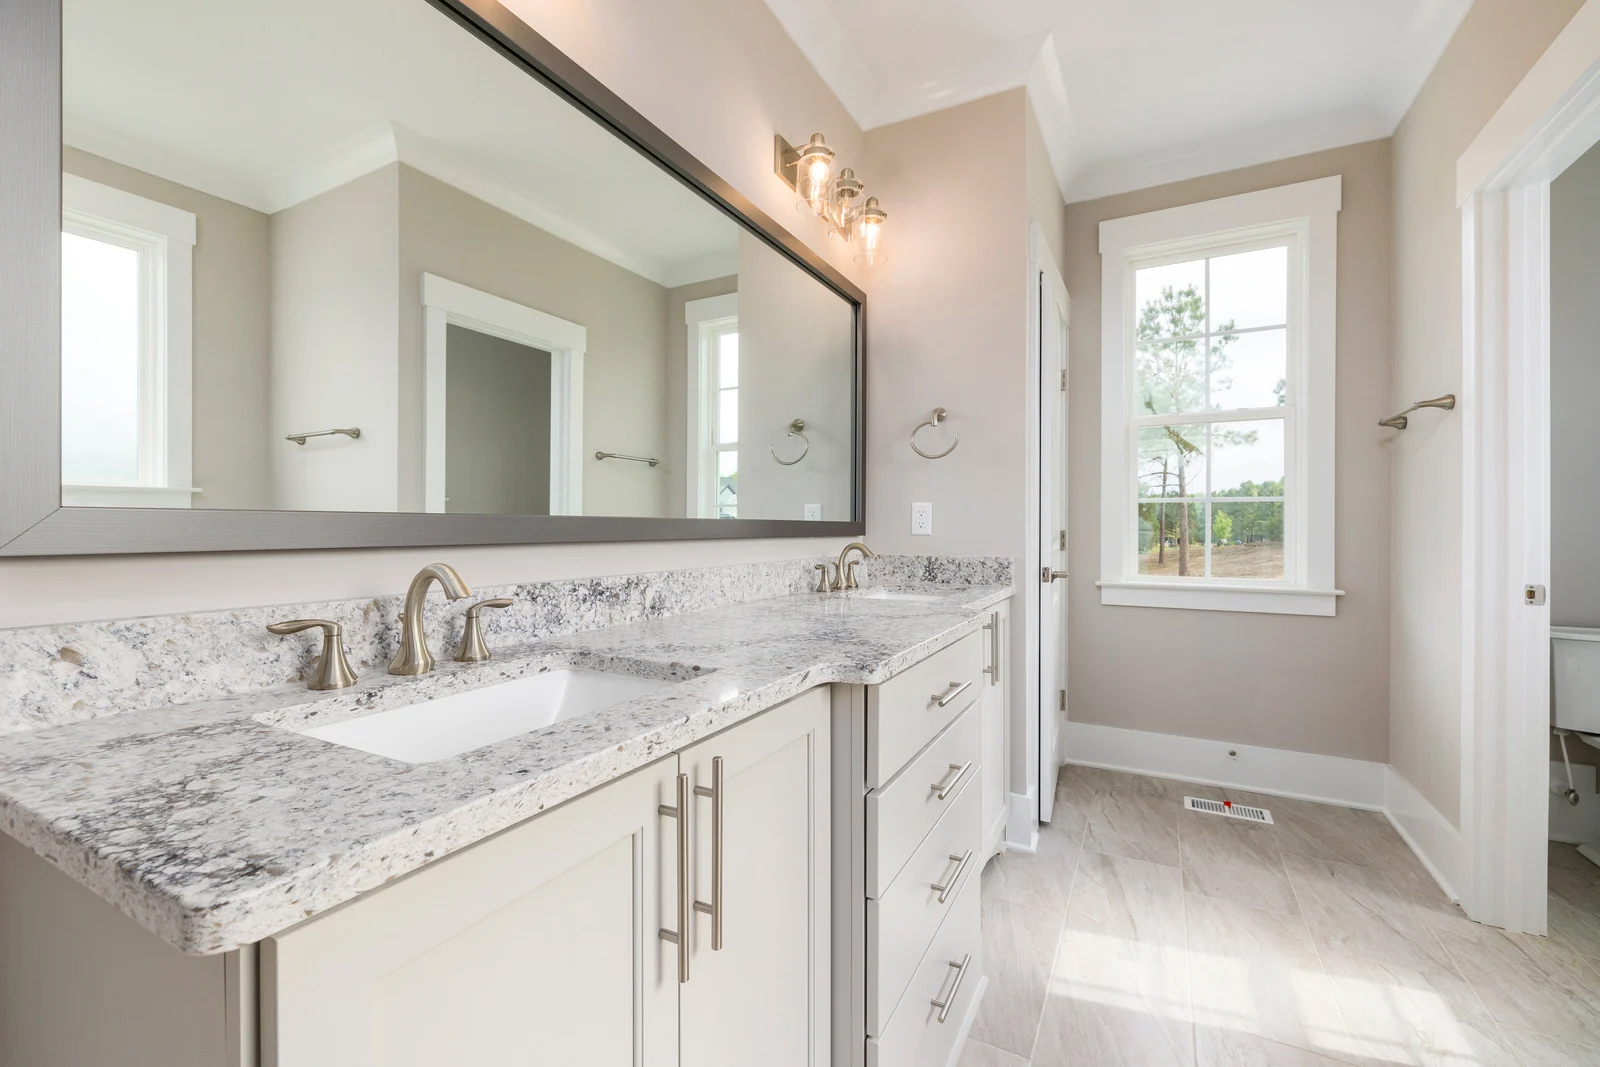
[0,558,832,735]
[860,554,1012,588]
[0,577,1011,955]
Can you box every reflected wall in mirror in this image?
[58,0,857,523]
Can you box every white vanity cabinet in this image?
[980,601,1010,856]
[261,686,831,1067]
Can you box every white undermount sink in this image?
[850,589,947,604]
[301,670,676,764]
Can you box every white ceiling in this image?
[63,0,739,286]
[761,0,1474,201]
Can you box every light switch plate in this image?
[911,502,933,536]
[804,503,822,521]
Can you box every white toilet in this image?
[1552,627,1600,866]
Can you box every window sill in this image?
[1096,580,1343,617]
[62,484,200,509]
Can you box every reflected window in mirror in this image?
[60,177,196,509]
[687,293,740,519]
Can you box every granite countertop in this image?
[0,582,1010,955]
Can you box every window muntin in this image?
[710,326,739,519]
[1129,238,1293,583]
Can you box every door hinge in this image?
[1059,369,1067,392]
[1058,689,1066,711]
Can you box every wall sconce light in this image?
[775,132,888,265]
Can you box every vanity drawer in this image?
[867,770,980,1036]
[867,632,983,789]
[866,705,980,898]
[865,857,983,1067]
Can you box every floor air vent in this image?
[1185,796,1273,824]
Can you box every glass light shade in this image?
[830,169,864,240]
[792,134,834,216]
[854,197,887,265]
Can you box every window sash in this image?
[1125,236,1301,587]
[698,318,738,518]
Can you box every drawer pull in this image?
[658,772,691,983]
[692,756,724,950]
[933,680,973,708]
[930,849,974,903]
[931,954,973,1023]
[983,612,1001,685]
[930,760,973,800]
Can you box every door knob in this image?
[1041,567,1068,583]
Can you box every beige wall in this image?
[1025,98,1068,277]
[664,275,739,516]
[62,148,273,511]
[1551,140,1600,631]
[1,0,867,628]
[1390,0,1585,825]
[1063,139,1395,762]
[396,166,675,517]
[270,164,402,512]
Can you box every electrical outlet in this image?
[803,503,822,521]
[911,502,933,536]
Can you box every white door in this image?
[1037,246,1070,823]
[261,758,680,1067]
[679,688,831,1067]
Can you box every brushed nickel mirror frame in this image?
[0,0,866,556]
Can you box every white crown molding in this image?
[759,0,881,129]
[258,123,401,214]
[660,249,740,289]
[1367,0,1475,129]
[63,113,275,213]
[1066,106,1388,204]
[1024,34,1082,204]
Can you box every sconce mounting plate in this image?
[774,134,802,191]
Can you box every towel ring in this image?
[911,408,960,460]
[771,419,810,466]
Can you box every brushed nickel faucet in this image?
[266,619,359,690]
[833,541,876,591]
[390,563,473,676]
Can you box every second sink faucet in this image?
[390,563,473,676]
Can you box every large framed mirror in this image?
[0,0,864,555]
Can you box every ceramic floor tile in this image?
[1551,841,1598,874]
[1031,851,1192,1066]
[1079,788,1181,868]
[1282,852,1460,973]
[985,812,1084,916]
[969,893,1062,1059]
[1226,791,1414,873]
[1185,893,1354,1061]
[1548,889,1600,963]
[1194,1025,1360,1066]
[1433,920,1600,1048]
[1497,1024,1600,1066]
[1180,807,1299,917]
[957,1038,1031,1067]
[1320,949,1514,1067]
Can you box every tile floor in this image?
[958,765,1600,1066]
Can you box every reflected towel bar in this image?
[595,451,660,467]
[1379,394,1455,430]
[770,419,810,466]
[286,427,361,445]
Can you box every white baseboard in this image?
[1064,721,1387,809]
[1383,765,1464,903]
[1006,790,1038,853]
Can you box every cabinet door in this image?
[980,600,1010,856]
[679,688,831,1067]
[262,758,680,1067]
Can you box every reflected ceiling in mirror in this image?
[58,0,858,524]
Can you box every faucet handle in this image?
[844,559,862,590]
[456,598,514,663]
[814,563,835,593]
[267,619,359,691]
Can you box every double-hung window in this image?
[59,175,196,508]
[1098,177,1341,616]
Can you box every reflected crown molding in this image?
[62,115,737,288]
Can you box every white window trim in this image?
[421,273,585,515]
[684,293,738,519]
[1097,176,1343,616]
[60,174,197,508]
